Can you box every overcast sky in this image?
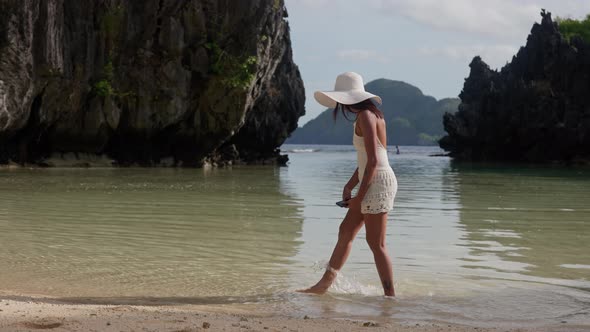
[284,0,590,125]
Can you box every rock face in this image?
[440,10,590,163]
[220,24,305,165]
[0,0,305,166]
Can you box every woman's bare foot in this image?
[297,267,338,294]
[296,282,330,294]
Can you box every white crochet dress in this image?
[353,122,398,214]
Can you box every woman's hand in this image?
[345,196,361,210]
[342,185,352,201]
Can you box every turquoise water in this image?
[0,145,589,328]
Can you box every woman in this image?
[299,72,398,296]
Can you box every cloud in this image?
[371,0,542,39]
[336,49,391,63]
[417,44,519,68]
[334,45,517,69]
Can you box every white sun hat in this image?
[314,72,382,108]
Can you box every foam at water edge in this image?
[309,261,381,296]
[331,271,381,296]
[288,149,318,153]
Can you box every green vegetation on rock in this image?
[93,5,125,98]
[93,60,133,98]
[102,5,124,55]
[93,80,114,97]
[103,6,124,36]
[556,14,590,43]
[205,41,257,89]
[205,41,224,74]
[92,60,115,97]
[224,56,257,89]
[103,60,114,81]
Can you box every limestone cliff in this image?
[0,0,305,166]
[440,11,590,163]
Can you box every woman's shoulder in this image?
[356,109,378,123]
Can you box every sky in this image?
[284,0,590,125]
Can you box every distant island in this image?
[286,79,459,146]
[440,11,590,163]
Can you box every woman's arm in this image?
[355,111,379,202]
[345,168,359,190]
[342,168,359,201]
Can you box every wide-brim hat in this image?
[314,72,382,108]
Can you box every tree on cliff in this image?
[556,14,590,43]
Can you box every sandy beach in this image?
[1,294,587,332]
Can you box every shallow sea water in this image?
[1,145,589,328]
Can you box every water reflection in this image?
[0,167,304,299]
[452,163,590,288]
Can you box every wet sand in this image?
[1,296,586,332]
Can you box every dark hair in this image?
[332,99,384,122]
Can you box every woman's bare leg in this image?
[364,212,395,296]
[298,206,364,294]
